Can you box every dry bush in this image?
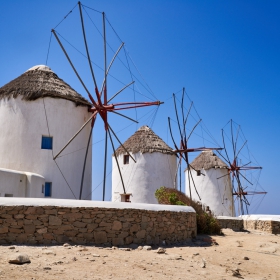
[155,186,222,235]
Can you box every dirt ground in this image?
[0,229,279,280]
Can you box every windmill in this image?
[50,2,162,200]
[216,119,267,215]
[167,88,222,201]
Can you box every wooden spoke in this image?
[102,130,108,201]
[79,125,94,200]
[108,129,126,194]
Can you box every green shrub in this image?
[155,186,222,235]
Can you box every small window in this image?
[197,170,201,176]
[45,182,52,197]
[41,136,53,150]
[123,154,129,165]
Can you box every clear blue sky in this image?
[1,1,279,214]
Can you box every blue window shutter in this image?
[41,136,53,150]
[45,182,52,197]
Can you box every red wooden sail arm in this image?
[233,191,267,195]
[173,147,223,153]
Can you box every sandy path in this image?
[0,229,279,279]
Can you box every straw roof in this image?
[0,65,91,107]
[114,125,174,156]
[189,150,228,170]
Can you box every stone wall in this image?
[0,203,196,246]
[243,219,280,234]
[217,215,280,234]
[217,217,243,231]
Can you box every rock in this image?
[43,267,52,270]
[49,216,62,226]
[112,221,122,231]
[42,250,56,256]
[78,247,88,252]
[136,230,146,239]
[92,254,100,257]
[193,253,200,256]
[158,254,182,260]
[54,261,63,265]
[200,259,206,268]
[156,248,166,254]
[243,256,249,260]
[236,241,243,247]
[112,237,124,246]
[137,246,143,250]
[37,228,48,234]
[8,246,15,250]
[72,257,77,261]
[226,268,242,277]
[119,248,131,251]
[94,231,108,244]
[63,243,70,247]
[143,246,152,251]
[9,254,31,264]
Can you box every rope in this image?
[124,49,158,100]
[82,9,151,101]
[148,105,159,128]
[105,15,158,100]
[54,31,147,99]
[45,33,52,65]
[81,4,102,14]
[53,3,78,30]
[123,48,138,127]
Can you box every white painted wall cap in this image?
[25,65,53,73]
[0,167,44,178]
[217,216,242,220]
[240,214,280,222]
[0,197,196,213]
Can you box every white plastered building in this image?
[0,65,92,199]
[185,151,235,216]
[112,126,177,204]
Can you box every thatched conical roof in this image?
[189,150,228,170]
[0,65,91,107]
[114,125,174,156]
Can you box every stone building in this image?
[0,65,92,199]
[112,125,177,204]
[185,150,235,216]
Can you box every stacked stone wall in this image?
[217,216,280,234]
[217,218,243,231]
[271,221,280,234]
[0,205,196,245]
[243,219,280,234]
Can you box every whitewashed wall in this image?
[0,97,92,199]
[112,152,177,204]
[0,168,45,198]
[185,168,235,216]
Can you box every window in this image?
[123,154,129,165]
[41,136,53,150]
[5,194,13,197]
[196,170,201,176]
[44,182,52,197]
